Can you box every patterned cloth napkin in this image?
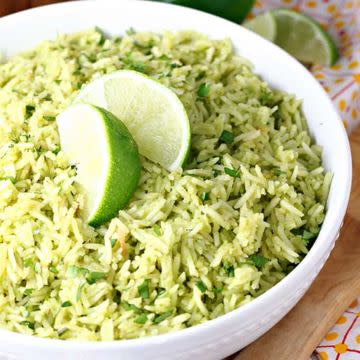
[251,0,360,358]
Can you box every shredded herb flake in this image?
[25,105,35,119]
[197,83,210,97]
[219,130,235,144]
[20,320,35,330]
[1,176,16,184]
[224,167,240,178]
[196,280,207,293]
[273,167,285,176]
[223,262,235,277]
[24,258,34,268]
[24,288,33,296]
[138,280,150,299]
[134,314,148,324]
[49,266,58,274]
[122,302,145,314]
[126,27,136,35]
[61,301,72,308]
[95,26,106,45]
[153,311,172,324]
[153,224,162,236]
[249,254,269,268]
[200,192,209,203]
[86,271,107,285]
[76,283,85,301]
[110,238,117,247]
[43,115,56,121]
[113,290,121,305]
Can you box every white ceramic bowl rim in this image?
[0,0,352,352]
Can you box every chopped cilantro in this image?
[195,71,206,81]
[24,288,33,296]
[43,94,52,101]
[61,301,72,308]
[200,192,209,203]
[196,280,207,293]
[219,130,235,145]
[213,287,222,294]
[224,167,240,178]
[25,105,35,119]
[68,265,89,278]
[249,254,269,268]
[20,320,35,330]
[49,266,58,274]
[95,26,106,45]
[133,40,154,50]
[52,146,60,155]
[86,271,107,285]
[24,258,34,268]
[113,290,121,305]
[197,83,210,97]
[303,230,318,240]
[273,167,285,176]
[159,54,171,61]
[153,224,162,236]
[134,314,148,324]
[126,27,136,35]
[110,238,117,247]
[122,302,145,314]
[138,280,150,299]
[291,227,319,245]
[43,115,56,121]
[156,287,166,297]
[153,310,172,324]
[223,262,235,277]
[1,177,16,184]
[76,283,85,301]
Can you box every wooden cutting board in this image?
[231,127,360,360]
[1,3,358,359]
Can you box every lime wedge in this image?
[75,70,191,172]
[56,104,141,227]
[272,9,338,66]
[244,12,277,42]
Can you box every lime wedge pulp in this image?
[244,9,338,66]
[272,9,339,66]
[56,104,141,227]
[75,70,191,172]
[244,12,277,42]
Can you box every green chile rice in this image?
[0,29,331,340]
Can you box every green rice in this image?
[0,28,331,341]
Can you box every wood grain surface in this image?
[234,127,359,360]
[1,2,359,359]
[0,0,68,17]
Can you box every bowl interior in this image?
[0,0,352,352]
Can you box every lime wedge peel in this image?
[57,104,141,227]
[75,70,191,172]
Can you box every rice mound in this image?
[0,29,331,340]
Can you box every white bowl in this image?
[0,1,352,359]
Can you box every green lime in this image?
[272,8,338,66]
[151,0,255,23]
[75,70,191,172]
[244,12,277,42]
[56,104,141,227]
